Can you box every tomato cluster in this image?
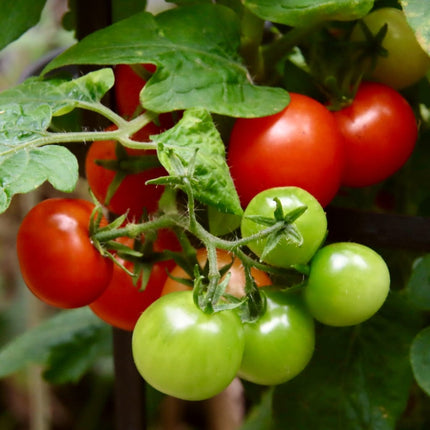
[131,186,390,400]
[227,80,418,207]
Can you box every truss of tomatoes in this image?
[17,56,413,401]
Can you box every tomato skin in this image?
[227,93,345,207]
[114,64,155,118]
[90,230,180,331]
[238,288,315,386]
[16,198,113,309]
[161,248,271,297]
[85,125,167,219]
[333,82,417,187]
[241,187,327,268]
[132,291,245,401]
[352,8,430,90]
[304,242,390,327]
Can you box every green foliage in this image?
[153,108,243,215]
[42,5,290,117]
[0,68,113,212]
[0,307,111,382]
[243,0,374,26]
[400,0,430,54]
[410,326,430,397]
[407,254,430,310]
[0,0,48,51]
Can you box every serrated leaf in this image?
[0,307,110,378]
[153,108,243,215]
[0,145,79,212]
[0,68,114,116]
[43,325,112,384]
[0,69,114,212]
[400,0,430,54]
[271,293,422,430]
[406,254,430,311]
[42,4,289,117]
[243,0,374,27]
[410,326,430,396]
[0,0,47,51]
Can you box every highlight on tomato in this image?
[161,248,272,298]
[304,242,390,327]
[227,92,345,208]
[16,198,113,309]
[132,290,245,401]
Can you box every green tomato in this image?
[304,242,390,327]
[241,187,327,268]
[238,288,315,386]
[352,7,430,89]
[132,291,244,401]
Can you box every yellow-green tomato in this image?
[304,242,390,327]
[241,187,327,268]
[132,291,245,401]
[352,7,430,89]
[238,288,315,386]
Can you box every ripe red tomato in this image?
[85,125,167,219]
[333,82,417,187]
[90,229,181,331]
[227,93,345,208]
[16,198,113,309]
[161,248,272,298]
[114,64,156,118]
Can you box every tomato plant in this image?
[351,7,430,90]
[161,248,271,297]
[85,125,168,219]
[132,290,244,401]
[90,229,180,331]
[241,187,327,268]
[238,287,315,386]
[304,242,390,327]
[333,81,418,187]
[16,198,113,309]
[227,92,345,207]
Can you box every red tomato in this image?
[16,198,113,309]
[333,82,417,187]
[90,229,181,331]
[85,125,167,219]
[161,248,271,298]
[114,64,156,118]
[227,93,345,207]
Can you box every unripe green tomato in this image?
[132,291,245,401]
[238,288,315,386]
[304,242,390,327]
[352,7,430,89]
[241,187,327,268]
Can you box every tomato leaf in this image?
[0,307,111,379]
[0,0,47,51]
[152,108,243,215]
[400,0,430,54]
[243,0,374,26]
[406,254,430,311]
[271,293,422,430]
[410,326,430,396]
[42,4,290,117]
[43,326,112,384]
[0,68,114,213]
